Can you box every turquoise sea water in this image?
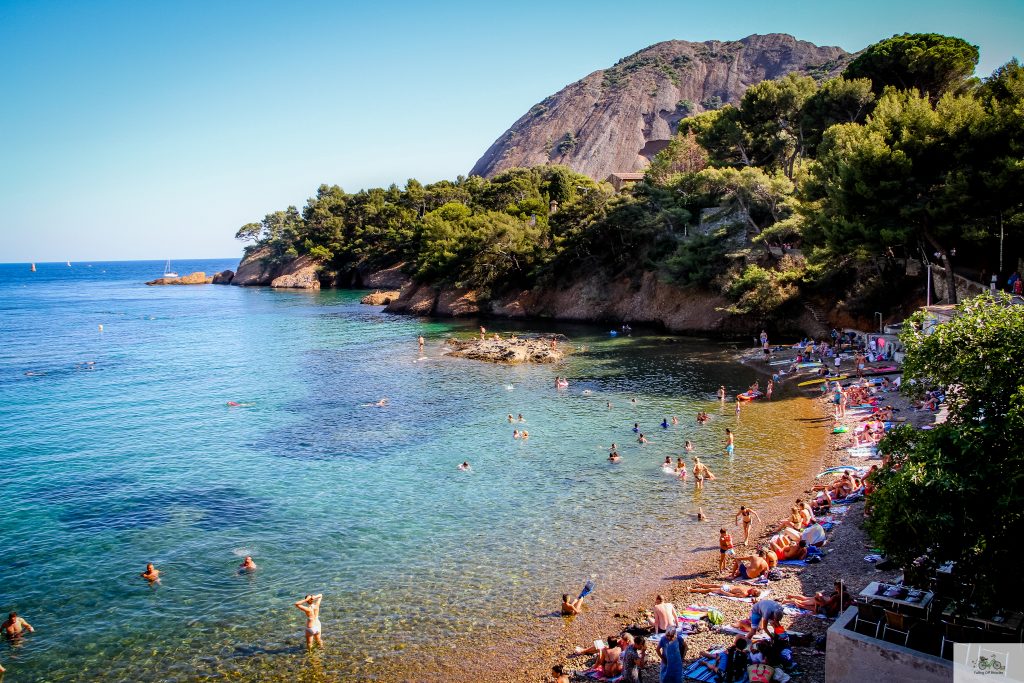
[0,260,824,681]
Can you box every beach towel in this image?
[864,554,883,563]
[581,669,624,682]
[715,625,747,635]
[777,560,807,567]
[682,654,724,682]
[828,505,850,516]
[783,606,812,616]
[736,575,770,586]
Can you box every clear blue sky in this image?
[2,0,1021,262]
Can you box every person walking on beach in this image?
[657,627,684,683]
[295,593,323,648]
[725,428,735,456]
[735,506,762,546]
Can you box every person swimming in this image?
[671,416,679,425]
[661,418,669,429]
[633,422,640,433]
[458,461,471,471]
[664,456,672,467]
[508,414,514,423]
[608,451,621,462]
[522,430,529,440]
[637,433,648,444]
[374,398,389,407]
[513,429,521,439]
[518,413,525,422]
[141,563,160,582]
[685,440,694,452]
[239,556,257,572]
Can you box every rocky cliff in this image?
[470,33,850,180]
[228,248,324,289]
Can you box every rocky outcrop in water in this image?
[445,336,567,364]
[230,249,322,289]
[146,271,212,285]
[270,255,321,290]
[471,33,851,180]
[211,269,234,284]
[360,290,400,305]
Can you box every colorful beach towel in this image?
[682,654,724,682]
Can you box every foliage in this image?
[646,131,709,184]
[722,257,803,317]
[866,295,1024,609]
[843,33,979,101]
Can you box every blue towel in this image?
[778,559,807,567]
[681,658,720,682]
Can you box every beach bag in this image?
[767,568,782,581]
[748,663,774,683]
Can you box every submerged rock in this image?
[145,271,212,285]
[445,336,567,364]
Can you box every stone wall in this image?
[928,265,987,303]
[826,607,952,683]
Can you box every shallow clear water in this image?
[0,260,824,681]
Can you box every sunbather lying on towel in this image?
[782,581,850,616]
[689,582,763,598]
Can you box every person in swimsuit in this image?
[295,594,323,648]
[2,612,34,639]
[632,422,640,433]
[522,430,529,440]
[649,594,679,634]
[718,386,726,402]
[418,335,424,351]
[637,433,648,444]
[513,429,520,439]
[735,399,741,414]
[508,414,514,423]
[735,506,762,546]
[608,451,621,462]
[239,556,257,572]
[661,418,670,429]
[693,457,712,490]
[664,456,672,467]
[685,440,694,452]
[517,413,525,422]
[551,664,570,683]
[725,428,735,456]
[718,528,735,572]
[671,416,679,425]
[458,461,471,470]
[730,551,769,581]
[689,582,762,598]
[766,380,774,400]
[561,594,586,616]
[141,563,160,582]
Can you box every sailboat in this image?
[163,259,179,278]
[67,259,72,267]
[31,263,36,272]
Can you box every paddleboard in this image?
[797,375,848,387]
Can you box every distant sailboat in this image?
[163,259,179,278]
[31,263,36,272]
[67,259,72,267]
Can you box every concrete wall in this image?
[826,607,952,683]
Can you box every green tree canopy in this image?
[843,33,979,102]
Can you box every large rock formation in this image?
[145,271,212,285]
[471,33,850,180]
[231,249,322,289]
[444,336,567,364]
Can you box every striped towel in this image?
[682,656,722,682]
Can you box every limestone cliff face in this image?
[470,33,850,180]
[231,248,323,289]
[384,273,758,334]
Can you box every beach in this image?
[467,342,934,683]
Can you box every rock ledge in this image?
[445,336,568,364]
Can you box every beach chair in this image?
[853,602,883,638]
[940,623,988,659]
[882,609,916,646]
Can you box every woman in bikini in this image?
[295,594,323,648]
[735,506,762,545]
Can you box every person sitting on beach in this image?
[763,547,778,569]
[550,664,570,683]
[649,594,679,634]
[239,556,257,572]
[735,506,762,545]
[778,506,805,531]
[689,582,763,598]
[620,632,645,683]
[295,594,323,648]
[729,549,769,580]
[703,637,749,682]
[2,612,34,639]
[561,593,586,616]
[719,528,735,572]
[594,635,623,679]
[141,563,160,582]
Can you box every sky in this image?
[1,0,1022,262]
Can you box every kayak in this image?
[797,375,848,387]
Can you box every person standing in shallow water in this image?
[295,594,323,648]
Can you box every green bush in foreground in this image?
[867,294,1024,610]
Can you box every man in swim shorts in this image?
[141,563,160,582]
[295,593,323,648]
[730,549,768,581]
[747,599,785,641]
[725,428,735,455]
[649,594,679,633]
[561,593,586,616]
